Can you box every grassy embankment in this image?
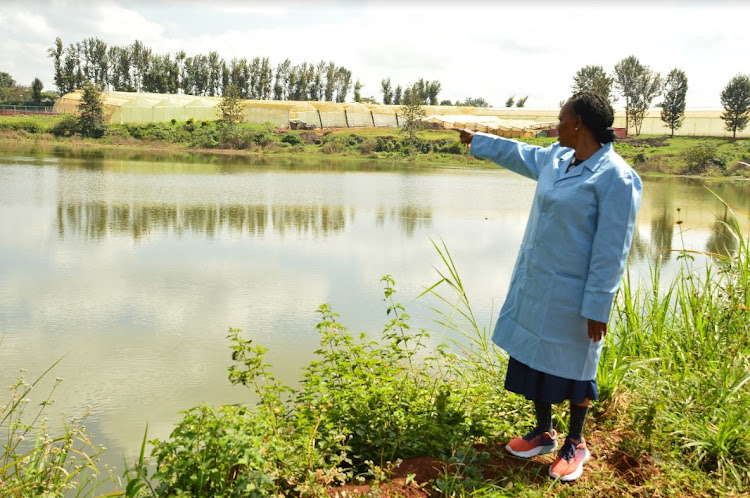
[2,216,749,496]
[1,113,750,176]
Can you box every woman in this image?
[455,91,642,481]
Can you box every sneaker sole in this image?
[505,441,558,458]
[549,448,590,481]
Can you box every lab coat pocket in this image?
[514,288,548,335]
[547,272,588,343]
[551,272,586,312]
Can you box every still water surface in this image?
[1,147,748,467]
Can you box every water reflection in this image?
[56,201,434,239]
[651,206,675,265]
[705,207,740,257]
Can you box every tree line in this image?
[49,37,361,103]
[571,55,750,138]
[0,71,56,106]
[48,37,448,107]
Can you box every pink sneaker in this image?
[548,437,590,481]
[505,427,558,458]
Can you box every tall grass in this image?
[600,204,750,490]
[0,355,115,496]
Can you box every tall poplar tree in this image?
[720,74,750,138]
[659,68,688,137]
[380,78,393,105]
[615,55,661,135]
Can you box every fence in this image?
[0,105,56,116]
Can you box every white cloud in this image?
[214,5,290,16]
[86,4,165,45]
[0,8,54,39]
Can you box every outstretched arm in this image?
[453,128,552,181]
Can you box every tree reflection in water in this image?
[56,201,433,240]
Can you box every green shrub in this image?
[104,125,131,139]
[49,115,79,137]
[188,126,218,148]
[682,143,725,174]
[437,140,466,155]
[252,131,274,147]
[141,123,176,142]
[140,275,506,496]
[358,138,376,155]
[280,133,303,146]
[346,133,364,146]
[375,137,399,153]
[219,127,254,149]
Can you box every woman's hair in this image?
[569,91,616,143]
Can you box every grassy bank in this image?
[3,213,749,496]
[2,113,750,176]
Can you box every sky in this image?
[1,0,748,110]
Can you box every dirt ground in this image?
[326,429,660,497]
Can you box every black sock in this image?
[568,402,589,442]
[534,401,553,432]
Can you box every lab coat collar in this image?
[557,143,612,180]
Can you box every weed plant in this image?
[0,357,114,496]
[138,274,517,496]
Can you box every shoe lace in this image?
[522,426,549,442]
[558,438,578,461]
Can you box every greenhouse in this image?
[52,90,747,138]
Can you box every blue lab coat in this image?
[471,132,642,381]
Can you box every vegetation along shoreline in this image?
[1,112,749,178]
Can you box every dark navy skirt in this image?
[504,357,598,405]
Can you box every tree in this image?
[393,85,402,105]
[456,97,489,107]
[614,55,662,135]
[659,68,688,137]
[353,79,363,103]
[516,96,528,108]
[335,67,351,103]
[440,99,453,106]
[31,78,44,104]
[720,74,750,138]
[78,82,106,138]
[571,65,613,103]
[380,78,393,105]
[0,71,15,88]
[426,80,441,105]
[324,62,336,101]
[48,37,65,93]
[630,72,662,136]
[399,84,426,142]
[218,84,244,126]
[505,96,515,107]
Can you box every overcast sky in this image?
[1,1,748,109]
